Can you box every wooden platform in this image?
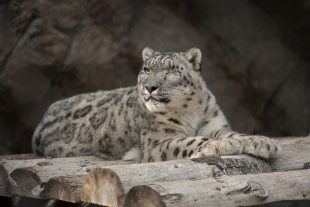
[1,136,310,207]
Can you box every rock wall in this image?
[0,0,310,154]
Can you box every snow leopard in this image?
[32,47,281,162]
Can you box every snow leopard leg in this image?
[140,129,244,162]
[209,129,282,159]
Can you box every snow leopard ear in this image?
[142,47,156,62]
[185,47,202,72]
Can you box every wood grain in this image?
[124,169,310,207]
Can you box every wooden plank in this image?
[123,169,310,207]
[42,155,270,204]
[269,136,310,171]
[43,136,310,205]
[0,153,43,196]
[78,136,309,206]
[123,186,166,207]
[119,156,271,193]
[1,156,104,175]
[3,135,310,204]
[0,153,41,162]
[8,158,134,198]
[216,136,310,173]
[80,156,271,206]
[0,156,104,197]
[41,175,86,203]
[82,168,125,207]
[43,159,212,204]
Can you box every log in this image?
[123,186,166,207]
[80,156,271,206]
[8,158,134,198]
[0,153,42,196]
[0,156,104,197]
[269,136,310,171]
[1,156,104,176]
[41,175,85,203]
[43,158,213,204]
[80,136,310,206]
[124,169,310,207]
[0,153,41,162]
[82,168,124,207]
[218,136,310,172]
[3,136,310,204]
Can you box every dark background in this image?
[0,0,310,206]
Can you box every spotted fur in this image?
[32,47,282,162]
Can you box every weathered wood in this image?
[0,156,104,197]
[0,154,42,196]
[123,186,166,207]
[80,160,215,206]
[43,159,209,203]
[9,158,134,198]
[43,155,270,204]
[12,154,272,203]
[269,136,310,171]
[79,161,213,206]
[82,168,125,207]
[41,175,85,203]
[80,156,271,206]
[2,136,310,205]
[0,153,41,162]
[42,157,213,204]
[79,136,310,206]
[1,156,104,176]
[124,169,310,207]
[192,155,272,176]
[215,136,310,173]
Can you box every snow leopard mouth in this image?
[144,96,170,103]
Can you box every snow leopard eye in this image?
[144,68,151,75]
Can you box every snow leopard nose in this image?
[146,85,159,94]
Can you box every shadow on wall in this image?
[0,0,310,154]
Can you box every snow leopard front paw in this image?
[190,138,244,158]
[241,136,282,159]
